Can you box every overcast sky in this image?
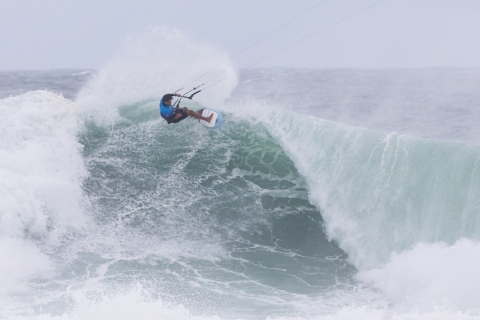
[1,0,480,70]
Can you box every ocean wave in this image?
[250,105,480,270]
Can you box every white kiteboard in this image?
[198,109,223,129]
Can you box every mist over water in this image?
[1,28,480,319]
[230,68,480,143]
[0,70,93,100]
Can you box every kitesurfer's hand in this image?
[175,93,181,97]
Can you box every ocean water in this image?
[1,28,480,320]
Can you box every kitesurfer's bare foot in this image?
[206,113,214,123]
[187,109,212,122]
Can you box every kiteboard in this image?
[198,109,223,129]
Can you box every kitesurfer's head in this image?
[162,94,174,105]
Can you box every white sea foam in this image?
[358,239,480,311]
[0,238,52,293]
[7,286,221,320]
[271,307,480,320]
[0,91,89,295]
[7,287,480,320]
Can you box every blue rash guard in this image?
[159,95,189,124]
[159,98,174,118]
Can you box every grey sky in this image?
[1,0,480,70]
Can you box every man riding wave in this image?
[160,93,213,124]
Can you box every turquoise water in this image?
[77,105,356,317]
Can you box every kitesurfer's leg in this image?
[183,107,213,122]
[169,108,189,123]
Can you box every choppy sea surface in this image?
[1,29,480,320]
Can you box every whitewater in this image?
[1,28,479,319]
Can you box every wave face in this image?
[2,28,480,319]
[255,109,480,269]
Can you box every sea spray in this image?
[76,27,238,126]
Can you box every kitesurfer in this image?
[160,93,213,124]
